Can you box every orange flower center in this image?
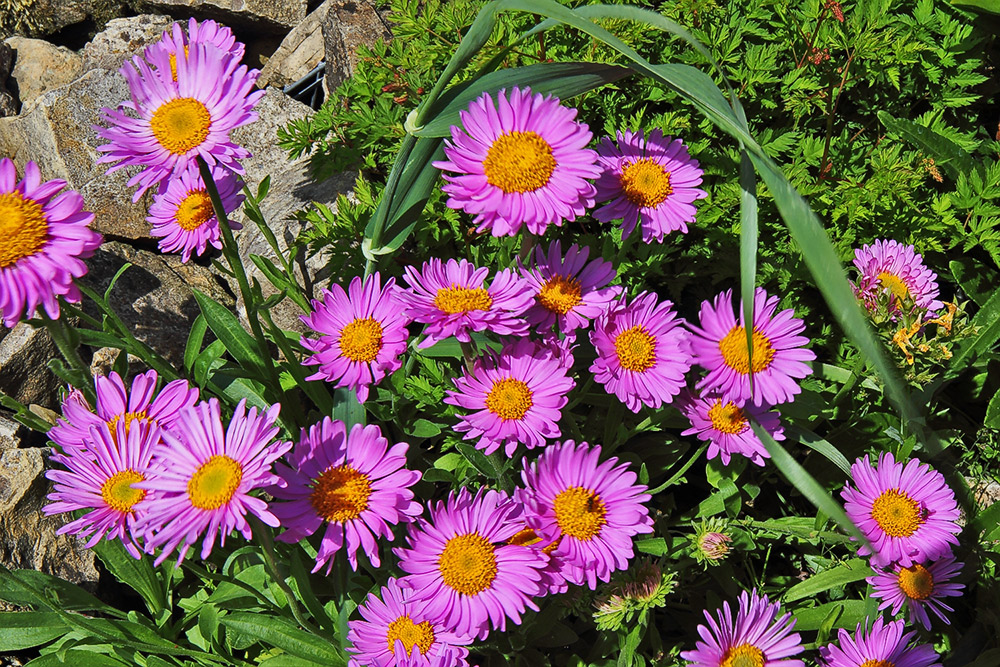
[0,191,49,268]
[719,326,775,375]
[897,563,934,600]
[877,272,910,302]
[482,131,557,194]
[438,532,498,596]
[871,488,924,538]
[338,317,384,363]
[150,97,212,155]
[614,325,656,372]
[619,158,672,208]
[433,285,493,314]
[187,455,242,510]
[538,274,583,315]
[720,643,764,667]
[309,464,372,522]
[485,377,533,421]
[100,469,146,513]
[553,486,606,540]
[174,190,214,231]
[707,400,748,435]
[386,615,434,656]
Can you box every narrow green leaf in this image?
[332,388,365,430]
[986,387,1000,428]
[456,443,501,478]
[92,540,164,615]
[76,328,127,349]
[792,600,866,632]
[0,612,68,650]
[948,287,1000,376]
[635,538,669,556]
[877,111,976,180]
[739,148,759,384]
[783,559,870,602]
[787,426,852,476]
[221,613,345,665]
[0,570,123,617]
[184,314,208,374]
[950,258,997,307]
[27,652,129,667]
[193,288,267,377]
[104,263,133,302]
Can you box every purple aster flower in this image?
[135,398,291,566]
[398,258,532,348]
[444,339,574,457]
[394,488,549,640]
[593,129,707,242]
[347,578,473,667]
[270,418,422,573]
[96,41,264,199]
[590,291,692,412]
[145,18,245,82]
[853,239,943,316]
[147,163,243,262]
[841,452,961,568]
[432,86,600,237]
[504,515,569,596]
[48,370,199,452]
[868,555,964,630]
[689,287,815,407]
[519,440,654,589]
[300,273,411,403]
[819,617,941,667]
[0,159,102,327]
[518,240,622,336]
[44,420,159,559]
[677,389,785,466]
[680,589,805,667]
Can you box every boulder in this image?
[0,323,60,410]
[0,447,99,588]
[322,0,390,93]
[257,0,331,90]
[0,0,93,39]
[5,36,83,109]
[80,14,175,73]
[140,0,307,31]
[0,41,18,117]
[0,416,22,450]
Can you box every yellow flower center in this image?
[507,527,542,547]
[720,643,765,667]
[707,400,748,435]
[100,470,146,513]
[309,464,372,523]
[553,486,606,540]
[0,191,49,269]
[482,131,557,193]
[150,97,212,155]
[898,563,935,600]
[187,455,243,510]
[619,158,672,208]
[485,377,533,421]
[614,325,657,372]
[719,326,776,375]
[174,190,214,231]
[438,532,498,596]
[877,272,910,302]
[386,616,435,656]
[860,661,895,667]
[105,411,150,445]
[338,317,384,363]
[871,488,924,538]
[433,285,493,314]
[537,274,583,315]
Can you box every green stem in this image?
[250,516,325,638]
[647,444,708,495]
[40,309,95,404]
[0,388,53,432]
[364,133,418,276]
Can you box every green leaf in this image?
[787,426,852,476]
[792,600,867,632]
[635,538,669,556]
[221,613,345,665]
[0,569,123,617]
[184,314,208,374]
[948,287,1000,377]
[783,559,871,602]
[92,540,164,615]
[27,651,130,666]
[456,443,503,478]
[986,387,1000,428]
[193,288,267,377]
[415,62,632,137]
[877,111,977,180]
[951,0,1000,15]
[739,148,759,382]
[407,419,442,438]
[0,612,68,650]
[950,258,998,307]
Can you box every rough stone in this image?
[0,448,99,588]
[0,0,93,39]
[230,87,355,332]
[0,323,61,410]
[140,0,308,31]
[0,40,17,117]
[258,0,330,90]
[5,36,83,109]
[322,0,390,93]
[0,416,22,450]
[80,14,175,73]
[80,241,235,367]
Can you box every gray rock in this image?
[258,0,331,90]
[140,0,307,31]
[0,40,18,117]
[80,241,235,367]
[230,87,355,332]
[81,14,175,73]
[322,0,390,93]
[5,36,83,109]
[0,323,60,410]
[0,416,22,450]
[0,448,99,588]
[0,0,93,39]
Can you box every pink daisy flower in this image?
[48,370,199,452]
[96,41,264,200]
[589,291,692,412]
[680,589,805,667]
[270,418,422,573]
[394,488,549,640]
[347,578,473,667]
[145,17,245,82]
[432,86,600,237]
[398,258,532,348]
[519,440,654,589]
[841,452,961,568]
[444,339,574,457]
[853,239,943,315]
[868,555,964,630]
[147,163,243,262]
[504,514,569,595]
[0,159,102,326]
[135,398,291,566]
[44,420,159,559]
[677,390,785,466]
[518,240,622,336]
[300,273,411,403]
[688,288,815,407]
[819,617,941,667]
[593,129,707,243]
